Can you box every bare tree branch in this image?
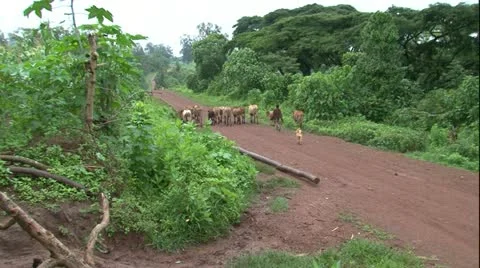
[84,193,110,265]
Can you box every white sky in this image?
[0,0,475,56]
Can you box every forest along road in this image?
[154,90,479,268]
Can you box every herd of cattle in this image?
[177,104,305,128]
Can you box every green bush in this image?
[247,89,262,104]
[306,116,427,153]
[112,100,257,250]
[408,122,480,171]
[428,124,449,147]
[449,124,479,160]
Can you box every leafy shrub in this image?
[449,123,479,160]
[288,67,353,121]
[428,124,449,147]
[112,100,257,250]
[304,116,427,153]
[247,89,262,105]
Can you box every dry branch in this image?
[0,191,92,268]
[84,193,110,266]
[0,155,50,171]
[1,191,110,267]
[8,166,93,196]
[235,147,320,184]
[0,216,16,230]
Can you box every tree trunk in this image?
[235,147,320,184]
[85,34,98,132]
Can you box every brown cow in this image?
[293,110,304,127]
[232,107,245,125]
[213,107,223,125]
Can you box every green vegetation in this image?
[269,196,289,213]
[111,100,256,250]
[0,0,477,265]
[227,239,423,268]
[258,176,299,191]
[176,3,479,171]
[0,0,256,252]
[339,212,394,241]
[254,161,276,175]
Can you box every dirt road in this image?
[155,90,479,268]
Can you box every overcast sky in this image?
[0,0,475,56]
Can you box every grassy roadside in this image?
[227,238,424,268]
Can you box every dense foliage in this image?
[182,3,479,171]
[112,101,256,250]
[1,0,257,251]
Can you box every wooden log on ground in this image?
[7,166,93,196]
[235,147,320,184]
[236,147,282,167]
[0,155,50,171]
[276,164,320,184]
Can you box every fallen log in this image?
[235,147,320,184]
[0,191,93,268]
[0,155,50,171]
[7,166,93,196]
[236,147,282,166]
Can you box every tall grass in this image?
[227,238,424,268]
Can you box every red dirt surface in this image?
[0,90,477,268]
[155,90,479,268]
